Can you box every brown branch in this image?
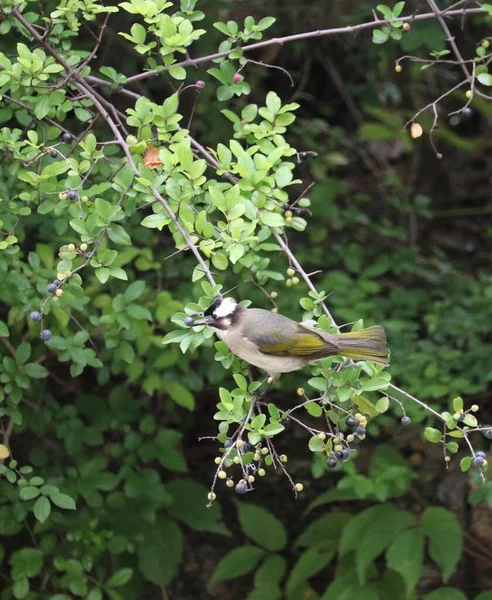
[80,7,485,93]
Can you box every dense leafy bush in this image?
[1,0,492,598]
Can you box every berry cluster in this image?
[209,437,303,500]
[285,267,300,287]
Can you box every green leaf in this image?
[420,507,462,582]
[19,486,40,501]
[50,492,76,510]
[373,29,389,44]
[424,427,442,443]
[23,363,48,379]
[286,547,335,600]
[260,212,284,228]
[356,508,415,582]
[166,381,195,411]
[210,546,265,585]
[166,479,230,535]
[33,496,51,523]
[107,568,133,587]
[386,528,424,596]
[477,73,492,86]
[424,589,467,600]
[235,502,287,551]
[34,95,51,120]
[0,321,9,337]
[10,548,43,579]
[124,280,145,302]
[138,516,183,585]
[169,66,186,80]
[460,456,472,472]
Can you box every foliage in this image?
[0,0,491,598]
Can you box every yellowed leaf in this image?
[142,145,162,169]
[410,122,423,139]
[0,444,10,459]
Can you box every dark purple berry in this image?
[476,451,486,459]
[462,107,473,118]
[235,480,248,494]
[282,203,290,211]
[346,417,357,428]
[67,190,77,200]
[40,329,52,341]
[473,455,485,468]
[53,279,61,286]
[352,434,360,444]
[47,283,57,293]
[295,208,304,216]
[184,316,195,327]
[342,448,350,460]
[299,151,308,160]
[62,132,72,143]
[311,151,319,159]
[401,416,411,426]
[335,450,343,460]
[224,438,234,449]
[356,426,366,436]
[50,150,57,158]
[326,457,338,468]
[30,311,41,322]
[243,442,253,453]
[484,429,492,439]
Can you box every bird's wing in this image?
[243,310,337,357]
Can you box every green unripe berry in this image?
[395,65,402,73]
[284,210,293,219]
[261,448,269,455]
[233,456,240,464]
[247,475,255,483]
[208,492,216,501]
[294,483,303,492]
[482,40,490,49]
[226,479,234,487]
[258,468,266,476]
[297,387,304,396]
[471,404,479,412]
[58,192,67,200]
[286,279,292,287]
[214,457,221,465]
[466,90,472,99]
[218,470,227,479]
[280,454,287,463]
[254,453,260,461]
[286,267,295,277]
[270,291,278,299]
[292,277,300,285]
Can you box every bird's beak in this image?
[191,312,209,326]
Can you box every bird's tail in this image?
[335,325,389,365]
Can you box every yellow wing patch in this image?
[260,328,328,357]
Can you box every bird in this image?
[187,296,389,380]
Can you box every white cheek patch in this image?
[213,297,237,318]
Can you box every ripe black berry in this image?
[50,150,57,158]
[342,449,350,460]
[67,190,77,200]
[53,279,60,286]
[401,416,411,426]
[40,329,52,341]
[476,451,486,459]
[356,426,366,436]
[47,283,57,293]
[224,438,234,449]
[462,107,473,118]
[346,417,357,428]
[282,203,290,211]
[62,132,72,143]
[295,208,304,216]
[30,311,41,322]
[326,457,337,468]
[352,434,360,444]
[299,151,308,160]
[335,450,343,460]
[473,455,485,468]
[243,442,253,453]
[235,480,248,494]
[184,316,195,327]
[485,429,492,439]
